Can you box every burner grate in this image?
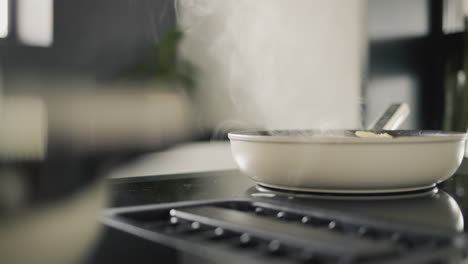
[103,200,467,264]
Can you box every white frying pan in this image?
[228,104,467,193]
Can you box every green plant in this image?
[122,29,196,94]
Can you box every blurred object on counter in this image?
[48,89,193,154]
[0,96,47,161]
[0,83,194,264]
[0,86,194,211]
[0,1,197,263]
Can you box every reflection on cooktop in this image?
[247,185,464,232]
[252,184,439,200]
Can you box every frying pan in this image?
[228,105,467,193]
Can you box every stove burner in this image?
[103,199,467,264]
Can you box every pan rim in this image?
[228,130,467,144]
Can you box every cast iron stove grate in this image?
[102,199,467,264]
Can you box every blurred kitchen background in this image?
[1,0,468,263]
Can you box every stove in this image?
[93,169,468,264]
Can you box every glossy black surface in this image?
[107,169,467,232]
[86,162,468,264]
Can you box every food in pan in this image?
[354,131,393,138]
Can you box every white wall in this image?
[177,0,366,131]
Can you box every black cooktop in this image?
[89,166,468,264]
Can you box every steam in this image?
[176,0,366,131]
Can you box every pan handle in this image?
[367,103,410,130]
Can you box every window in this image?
[0,0,8,38]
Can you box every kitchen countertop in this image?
[107,142,237,178]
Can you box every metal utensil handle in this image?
[368,103,410,130]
